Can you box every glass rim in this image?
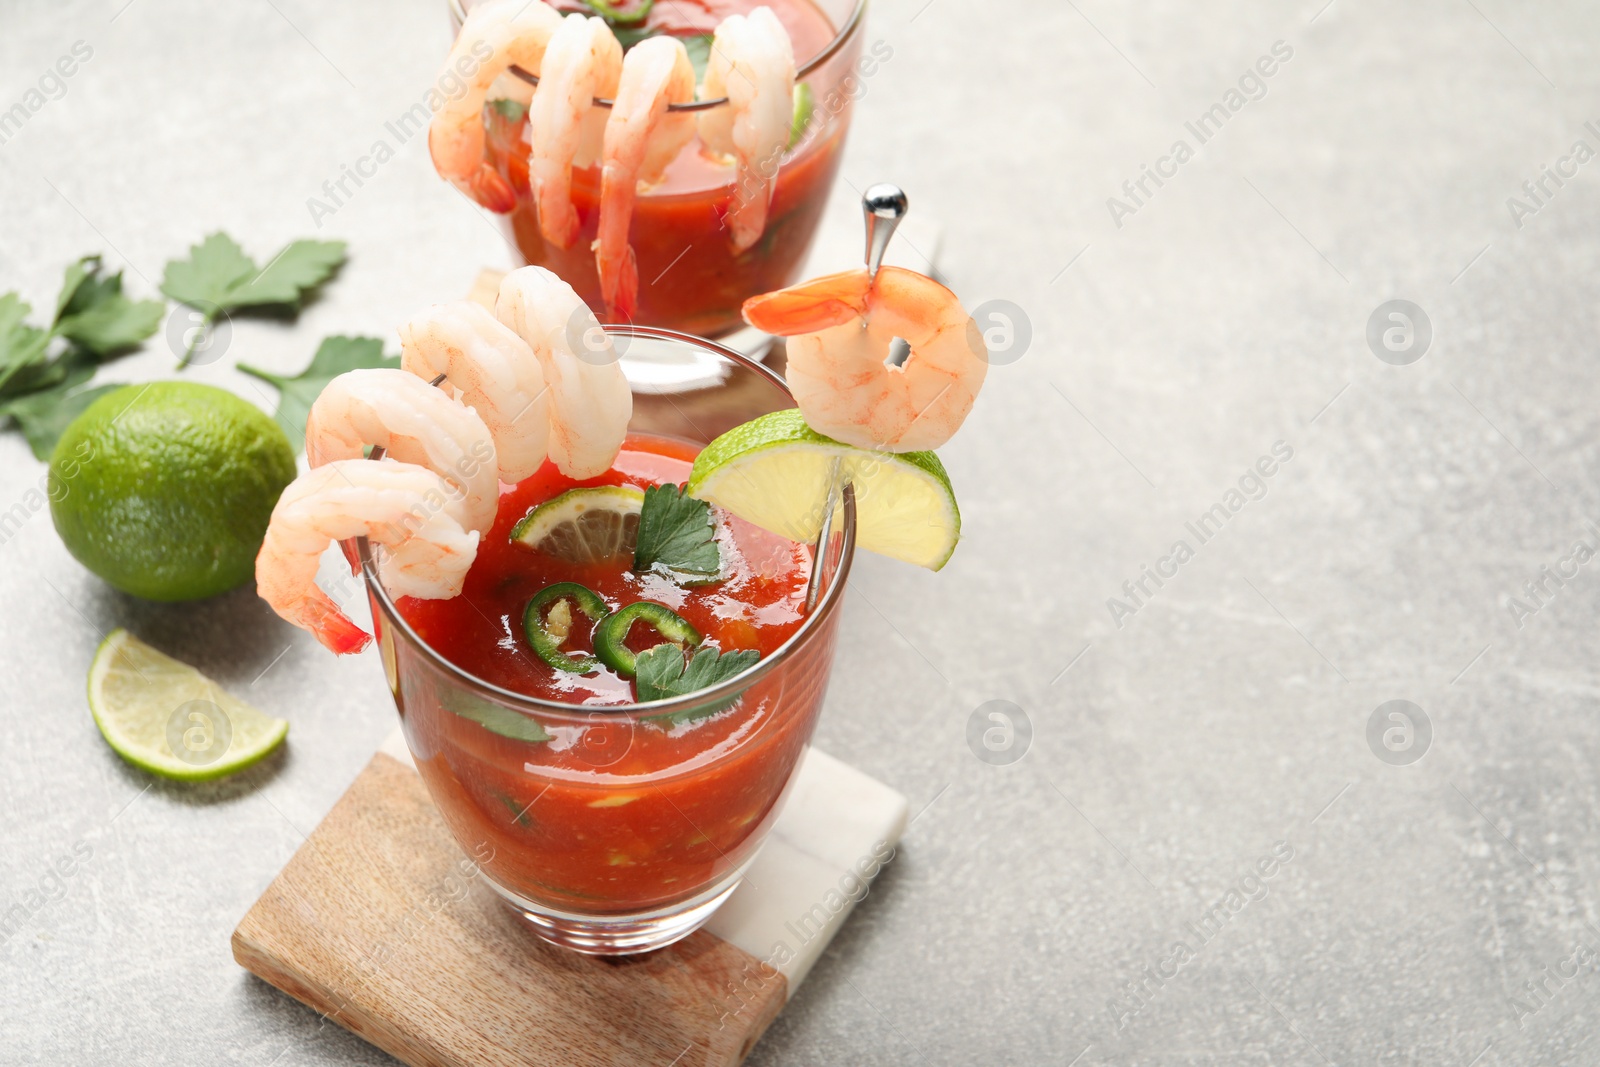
[446,0,869,113]
[356,323,858,723]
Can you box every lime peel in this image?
[686,408,961,571]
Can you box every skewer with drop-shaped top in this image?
[802,184,908,613]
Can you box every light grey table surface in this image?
[5,0,1600,1063]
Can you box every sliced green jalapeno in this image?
[592,601,702,677]
[522,582,609,673]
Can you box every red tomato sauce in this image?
[394,434,840,913]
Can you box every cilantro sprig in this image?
[0,256,162,459]
[632,482,720,578]
[238,336,398,453]
[161,233,346,368]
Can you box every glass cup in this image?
[450,0,870,339]
[358,328,856,955]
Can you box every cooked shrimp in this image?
[304,368,499,535]
[256,460,480,655]
[742,266,988,452]
[495,265,631,479]
[697,8,796,252]
[429,0,562,213]
[595,35,697,319]
[398,301,552,483]
[528,13,622,248]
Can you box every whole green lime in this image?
[49,383,296,602]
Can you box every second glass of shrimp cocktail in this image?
[434,0,872,339]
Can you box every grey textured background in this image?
[5,0,1600,1063]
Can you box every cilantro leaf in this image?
[602,26,710,80]
[0,257,158,448]
[160,233,257,309]
[237,336,398,453]
[633,482,720,577]
[228,240,347,308]
[682,34,712,82]
[55,256,103,320]
[0,378,123,460]
[1,345,91,398]
[50,257,164,358]
[611,26,657,49]
[490,98,529,123]
[441,689,553,743]
[0,294,52,395]
[161,233,347,367]
[635,644,759,721]
[579,0,653,25]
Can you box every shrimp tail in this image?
[308,593,372,656]
[595,239,638,321]
[427,124,518,214]
[741,268,870,335]
[467,165,518,214]
[727,180,773,253]
[537,190,581,249]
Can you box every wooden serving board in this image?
[233,739,907,1067]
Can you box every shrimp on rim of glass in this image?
[595,34,697,320]
[429,0,562,213]
[528,13,622,249]
[495,265,631,480]
[398,301,552,484]
[741,265,989,452]
[698,7,797,253]
[304,368,500,536]
[255,460,480,655]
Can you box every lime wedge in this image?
[686,409,961,571]
[88,629,288,781]
[788,82,815,150]
[511,485,646,563]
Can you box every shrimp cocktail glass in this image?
[254,194,988,955]
[358,326,856,954]
[433,0,873,338]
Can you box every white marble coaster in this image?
[377,728,908,992]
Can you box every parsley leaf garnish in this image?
[682,34,712,82]
[161,233,346,367]
[52,258,164,357]
[635,645,759,720]
[0,372,122,460]
[0,256,161,458]
[0,293,53,395]
[632,482,720,577]
[238,336,398,453]
[578,0,653,26]
[442,689,554,743]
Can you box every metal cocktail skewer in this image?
[802,183,908,613]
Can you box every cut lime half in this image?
[87,629,288,781]
[686,409,961,571]
[511,485,646,563]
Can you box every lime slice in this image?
[788,82,815,150]
[686,409,961,571]
[87,629,288,781]
[511,485,646,563]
